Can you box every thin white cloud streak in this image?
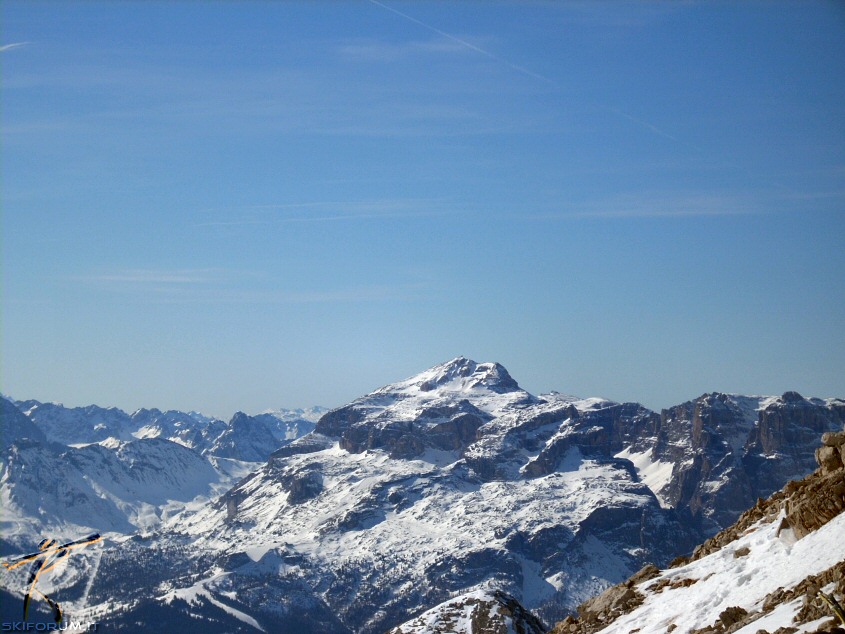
[565,207,757,219]
[194,213,437,228]
[194,199,456,228]
[524,194,762,220]
[367,0,556,85]
[367,0,682,142]
[224,284,426,305]
[74,268,237,285]
[597,105,680,143]
[298,210,450,223]
[338,37,469,61]
[76,274,428,305]
[778,190,845,201]
[1,51,553,140]
[0,42,29,53]
[195,220,273,228]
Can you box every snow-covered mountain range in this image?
[1,358,842,633]
[0,398,324,543]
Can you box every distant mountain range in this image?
[0,399,325,540]
[0,358,842,633]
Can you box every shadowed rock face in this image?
[1,397,46,449]
[752,392,845,459]
[521,403,657,479]
[206,411,280,462]
[332,400,492,459]
[640,392,845,533]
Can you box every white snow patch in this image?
[161,573,265,632]
[615,447,674,507]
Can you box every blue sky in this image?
[2,1,844,418]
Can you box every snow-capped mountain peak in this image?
[309,358,539,460]
[3,362,843,634]
[381,356,522,396]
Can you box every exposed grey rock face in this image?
[746,393,845,494]
[627,392,845,533]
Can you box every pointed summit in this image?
[389,357,521,395]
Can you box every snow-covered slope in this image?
[0,436,222,538]
[206,412,282,462]
[17,400,135,444]
[553,430,845,634]
[0,399,318,547]
[595,513,844,634]
[14,400,321,459]
[130,407,226,451]
[261,406,326,429]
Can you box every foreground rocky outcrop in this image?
[551,430,845,634]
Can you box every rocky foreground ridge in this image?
[551,430,845,634]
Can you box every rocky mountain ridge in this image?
[1,358,842,633]
[551,430,845,634]
[12,398,322,461]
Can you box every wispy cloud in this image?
[0,42,29,53]
[526,193,762,220]
[83,269,220,284]
[1,59,500,139]
[71,267,428,305]
[194,198,456,228]
[240,283,426,305]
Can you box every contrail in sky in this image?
[367,0,679,142]
[598,105,680,143]
[367,0,555,85]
